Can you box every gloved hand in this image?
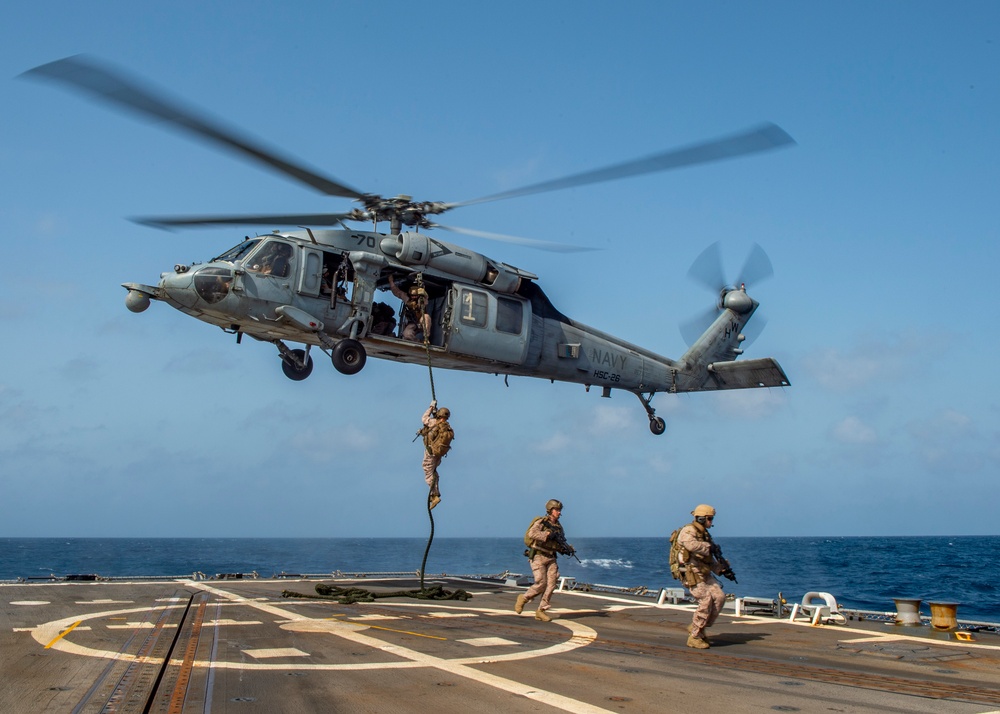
[430,400,437,409]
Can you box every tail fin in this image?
[677,286,789,392]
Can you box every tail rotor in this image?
[680,242,773,347]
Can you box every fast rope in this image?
[418,273,437,403]
[282,582,471,604]
[416,272,437,590]
[283,280,467,605]
[419,494,435,590]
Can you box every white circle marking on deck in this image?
[30,583,612,714]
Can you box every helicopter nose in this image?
[158,269,199,308]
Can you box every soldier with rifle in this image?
[676,504,737,649]
[516,499,576,622]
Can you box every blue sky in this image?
[2,2,998,538]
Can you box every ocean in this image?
[2,536,998,622]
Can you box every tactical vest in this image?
[677,521,714,587]
[404,288,427,321]
[422,420,453,458]
[525,516,562,558]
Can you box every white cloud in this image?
[535,431,573,453]
[290,425,378,461]
[831,416,877,444]
[644,453,673,476]
[800,333,925,392]
[907,408,975,442]
[905,408,987,475]
[710,388,788,419]
[584,405,634,435]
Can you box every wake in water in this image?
[578,558,634,570]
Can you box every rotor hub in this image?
[722,286,754,314]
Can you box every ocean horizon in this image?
[3,535,998,622]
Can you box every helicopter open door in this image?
[447,286,530,365]
[297,248,323,296]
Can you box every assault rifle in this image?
[710,542,738,584]
[542,521,582,563]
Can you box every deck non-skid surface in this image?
[2,577,999,713]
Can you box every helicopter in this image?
[23,56,793,436]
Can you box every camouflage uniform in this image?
[678,521,727,643]
[389,276,429,342]
[521,516,564,616]
[421,405,443,498]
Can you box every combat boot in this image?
[429,495,441,509]
[514,594,526,614]
[689,625,710,644]
[686,635,710,649]
[535,609,552,622]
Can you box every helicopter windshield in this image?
[214,238,261,263]
[246,240,293,278]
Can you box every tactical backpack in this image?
[523,516,544,558]
[425,421,454,458]
[668,528,684,581]
[524,516,544,547]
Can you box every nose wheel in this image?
[634,392,666,436]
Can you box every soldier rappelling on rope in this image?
[417,401,454,509]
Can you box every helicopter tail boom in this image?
[674,286,789,392]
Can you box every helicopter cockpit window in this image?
[214,238,261,263]
[248,241,293,278]
[459,289,488,328]
[193,267,233,304]
[496,297,523,335]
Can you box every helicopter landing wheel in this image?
[649,416,666,436]
[281,348,313,381]
[331,338,367,375]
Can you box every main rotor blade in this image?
[737,243,773,287]
[450,123,795,209]
[22,55,365,200]
[133,212,356,230]
[432,224,597,253]
[687,241,726,292]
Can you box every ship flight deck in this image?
[2,576,999,713]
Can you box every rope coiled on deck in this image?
[281,582,471,604]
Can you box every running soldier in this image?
[516,499,574,622]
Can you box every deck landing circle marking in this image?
[29,600,598,670]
